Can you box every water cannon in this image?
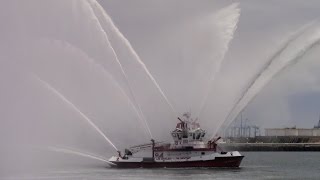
[117,150,122,158]
[209,136,221,143]
[151,139,155,160]
[150,139,155,149]
[213,136,222,143]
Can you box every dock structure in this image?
[221,119,320,151]
[223,113,261,139]
[220,143,320,151]
[226,135,320,143]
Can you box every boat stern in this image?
[108,156,120,167]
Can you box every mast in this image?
[240,112,243,137]
[151,139,155,160]
[318,113,320,127]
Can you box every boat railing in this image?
[129,141,167,153]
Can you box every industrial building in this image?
[222,120,320,151]
[225,120,320,144]
[265,128,320,136]
[265,120,320,137]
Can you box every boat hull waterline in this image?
[109,156,244,168]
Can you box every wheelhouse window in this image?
[196,133,201,139]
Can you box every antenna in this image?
[315,113,320,128]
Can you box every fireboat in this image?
[109,113,244,168]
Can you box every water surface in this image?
[2,152,320,180]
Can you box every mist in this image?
[1,0,320,176]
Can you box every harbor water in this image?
[2,152,320,180]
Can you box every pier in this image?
[220,143,320,151]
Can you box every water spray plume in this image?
[83,0,153,138]
[217,23,320,136]
[100,69,152,138]
[211,22,315,137]
[57,39,151,139]
[34,75,118,151]
[87,0,177,117]
[198,3,240,118]
[48,146,115,165]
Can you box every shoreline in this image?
[219,143,320,151]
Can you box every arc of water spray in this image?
[215,23,320,137]
[87,0,178,117]
[55,39,151,138]
[197,3,241,119]
[211,22,314,137]
[83,0,153,138]
[89,57,152,138]
[48,146,115,165]
[99,66,151,138]
[35,75,118,151]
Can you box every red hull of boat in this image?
[110,156,244,168]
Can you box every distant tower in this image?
[314,114,320,128]
[317,119,320,128]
